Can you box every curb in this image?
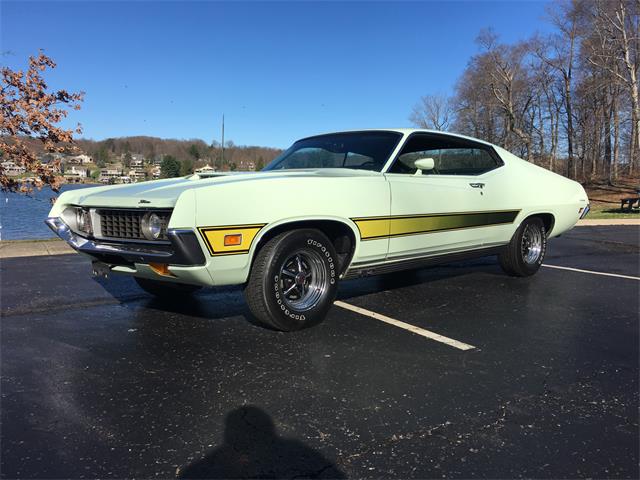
[577,219,640,226]
[0,239,74,259]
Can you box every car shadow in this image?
[93,258,504,324]
[176,405,345,479]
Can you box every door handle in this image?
[469,182,485,189]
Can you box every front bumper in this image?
[45,217,206,266]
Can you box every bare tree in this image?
[409,0,637,182]
[588,0,640,174]
[409,94,455,131]
[476,30,534,159]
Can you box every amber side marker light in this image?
[224,233,243,246]
[149,263,174,277]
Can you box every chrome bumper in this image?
[580,204,590,219]
[45,217,206,266]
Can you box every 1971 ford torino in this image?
[47,129,590,330]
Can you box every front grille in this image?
[97,209,171,241]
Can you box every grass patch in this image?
[587,203,640,219]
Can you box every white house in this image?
[67,154,93,165]
[122,153,145,168]
[64,165,88,182]
[128,169,147,182]
[1,161,26,176]
[99,168,123,184]
[195,165,216,174]
[238,160,256,171]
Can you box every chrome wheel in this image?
[278,250,327,312]
[521,224,543,264]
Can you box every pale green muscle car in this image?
[47,129,590,330]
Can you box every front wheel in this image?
[499,217,547,277]
[244,229,339,331]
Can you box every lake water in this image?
[0,184,97,240]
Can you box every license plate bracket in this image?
[91,261,111,279]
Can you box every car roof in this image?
[298,128,495,147]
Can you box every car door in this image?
[383,133,515,260]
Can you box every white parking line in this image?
[334,300,476,351]
[542,264,640,281]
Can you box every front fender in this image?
[202,215,361,287]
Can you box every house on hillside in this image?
[99,168,123,184]
[238,160,256,171]
[128,168,147,182]
[1,161,26,176]
[64,166,88,183]
[195,165,216,174]
[66,154,93,165]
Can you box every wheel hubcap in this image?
[521,224,543,264]
[279,250,327,312]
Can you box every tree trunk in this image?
[565,75,575,178]
[612,96,619,184]
[604,98,613,181]
[630,83,640,175]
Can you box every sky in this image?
[2,1,554,148]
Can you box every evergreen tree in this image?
[160,155,181,178]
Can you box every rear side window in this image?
[388,134,502,175]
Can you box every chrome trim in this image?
[45,217,205,266]
[343,243,508,280]
[521,223,543,264]
[278,250,327,312]
[350,242,507,268]
[580,204,590,219]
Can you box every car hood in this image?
[64,169,381,208]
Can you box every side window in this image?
[389,134,501,175]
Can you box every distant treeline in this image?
[77,136,283,171]
[21,135,283,171]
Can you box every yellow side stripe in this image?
[353,210,520,240]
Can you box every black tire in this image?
[135,277,201,297]
[499,217,547,277]
[244,229,339,331]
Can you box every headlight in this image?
[62,206,92,236]
[76,209,92,234]
[141,212,163,240]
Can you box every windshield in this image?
[263,131,403,172]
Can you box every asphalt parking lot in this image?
[1,226,638,479]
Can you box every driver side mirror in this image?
[414,157,435,175]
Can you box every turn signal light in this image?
[149,263,174,277]
[224,234,243,246]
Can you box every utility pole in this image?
[221,114,225,168]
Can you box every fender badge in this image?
[138,199,151,204]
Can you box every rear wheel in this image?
[499,217,547,277]
[135,277,201,297]
[244,229,339,331]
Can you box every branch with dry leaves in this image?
[0,52,84,193]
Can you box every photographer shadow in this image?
[177,405,345,479]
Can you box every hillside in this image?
[20,135,283,171]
